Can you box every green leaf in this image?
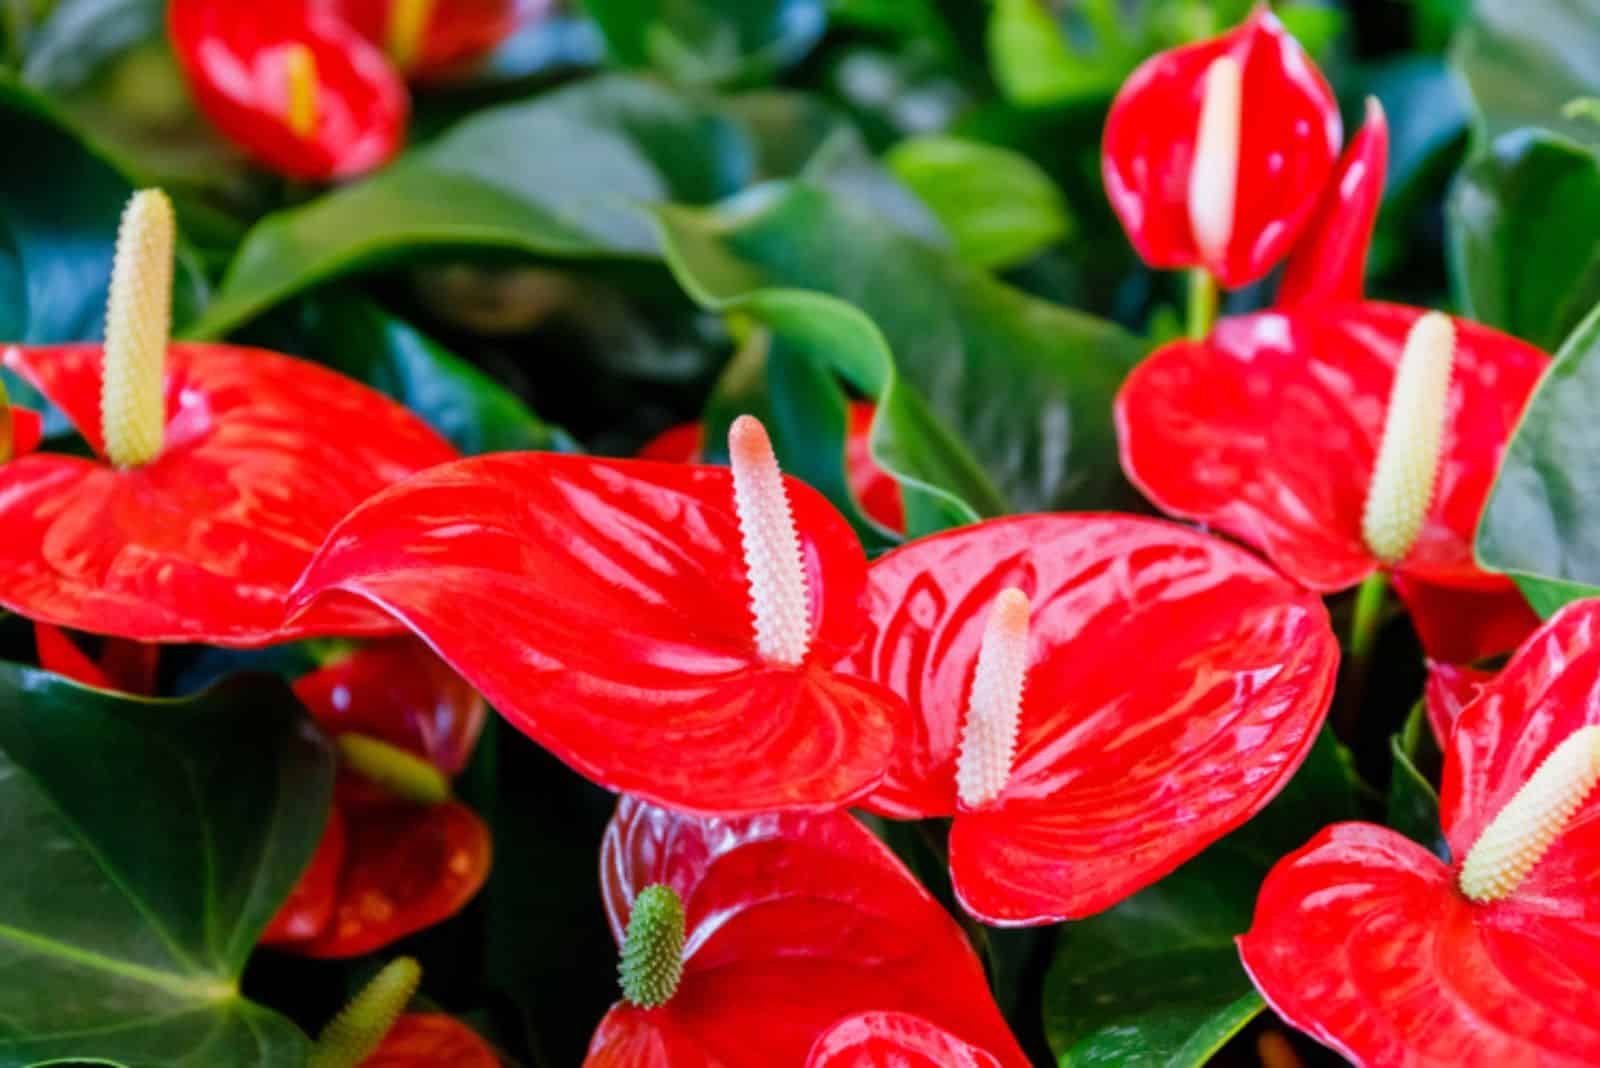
[1388,704,1448,860]
[987,0,1127,107]
[886,135,1072,270]
[581,0,825,86]
[1043,728,1360,1067]
[1478,299,1600,613]
[1453,0,1600,150]
[654,180,1144,534]
[0,664,334,1067]
[185,76,770,341]
[1448,128,1600,351]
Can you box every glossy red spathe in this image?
[5,405,42,458]
[0,343,456,647]
[289,450,908,816]
[170,0,408,181]
[584,798,1027,1068]
[1278,97,1389,308]
[1423,658,1494,748]
[839,514,1339,925]
[805,1013,1003,1068]
[33,623,159,696]
[359,1014,500,1067]
[324,0,547,82]
[1239,599,1600,1066]
[1102,6,1340,288]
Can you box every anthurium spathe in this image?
[0,190,458,647]
[584,797,1027,1068]
[805,1013,1003,1068]
[1101,5,1340,289]
[1239,599,1600,1065]
[325,0,546,82]
[358,1014,500,1067]
[290,415,908,816]
[839,513,1339,925]
[1,401,42,460]
[170,0,407,180]
[263,638,491,957]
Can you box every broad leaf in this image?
[1453,0,1600,149]
[1388,704,1448,860]
[582,0,825,86]
[1478,300,1600,614]
[0,664,334,1067]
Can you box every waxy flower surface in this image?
[326,0,545,81]
[292,416,907,815]
[584,797,1027,1067]
[805,1013,1003,1068]
[1101,6,1340,288]
[1240,599,1600,1066]
[841,513,1339,924]
[358,1014,500,1067]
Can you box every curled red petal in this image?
[635,422,704,463]
[1116,303,1549,592]
[1279,96,1390,307]
[805,1012,1003,1068]
[1423,659,1494,749]
[33,622,116,690]
[1239,821,1600,1066]
[1391,573,1539,667]
[324,0,546,82]
[293,638,485,776]
[1102,7,1341,287]
[292,798,491,958]
[8,405,42,458]
[840,514,1337,923]
[358,1013,499,1067]
[169,0,407,181]
[291,452,906,816]
[262,803,348,946]
[591,798,1027,1068]
[0,343,456,646]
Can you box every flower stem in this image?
[1337,571,1388,738]
[1186,268,1219,341]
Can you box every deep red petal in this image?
[1239,822,1600,1066]
[586,1006,713,1068]
[1441,600,1600,908]
[8,406,42,458]
[1116,303,1549,592]
[323,0,544,81]
[592,799,1027,1068]
[169,0,407,181]
[33,623,116,690]
[293,638,485,776]
[262,804,348,945]
[1392,573,1540,667]
[635,422,704,463]
[1102,7,1341,287]
[359,1014,499,1067]
[0,343,456,646]
[805,1012,1003,1068]
[1423,659,1493,749]
[292,452,905,816]
[291,799,490,958]
[1279,97,1389,307]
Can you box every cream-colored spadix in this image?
[284,43,320,140]
[1188,54,1242,269]
[1361,312,1456,564]
[729,415,811,665]
[955,588,1030,808]
[386,0,436,74]
[1459,725,1600,903]
[101,188,175,469]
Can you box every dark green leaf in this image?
[1448,128,1600,350]
[0,665,334,1067]
[581,0,825,86]
[1453,0,1600,149]
[1388,704,1448,861]
[886,134,1072,270]
[1478,299,1600,613]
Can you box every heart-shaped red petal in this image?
[1102,7,1340,288]
[1279,97,1389,308]
[1117,303,1549,592]
[358,1013,500,1067]
[169,0,408,180]
[262,804,348,946]
[805,1012,1003,1068]
[587,798,1027,1068]
[291,452,906,816]
[0,343,456,646]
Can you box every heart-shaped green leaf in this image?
[0,665,335,1068]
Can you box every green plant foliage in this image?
[1453,0,1600,149]
[581,0,825,86]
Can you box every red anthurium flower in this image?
[324,0,546,82]
[584,797,1028,1068]
[291,416,908,816]
[359,1014,499,1067]
[839,514,1338,925]
[638,401,905,533]
[1240,599,1600,1065]
[805,1013,1003,1068]
[1278,97,1389,308]
[1117,302,1549,661]
[0,191,458,648]
[3,404,42,459]
[1424,658,1495,750]
[33,623,159,696]
[1102,6,1340,288]
[170,0,407,181]
[262,638,491,957]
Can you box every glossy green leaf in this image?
[655,180,1144,534]
[1453,0,1600,149]
[1478,299,1600,614]
[886,135,1071,270]
[1449,128,1600,351]
[1043,728,1360,1067]
[1388,705,1448,861]
[0,664,334,1068]
[582,0,825,86]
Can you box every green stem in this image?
[1186,268,1219,340]
[0,372,12,463]
[1338,571,1388,738]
